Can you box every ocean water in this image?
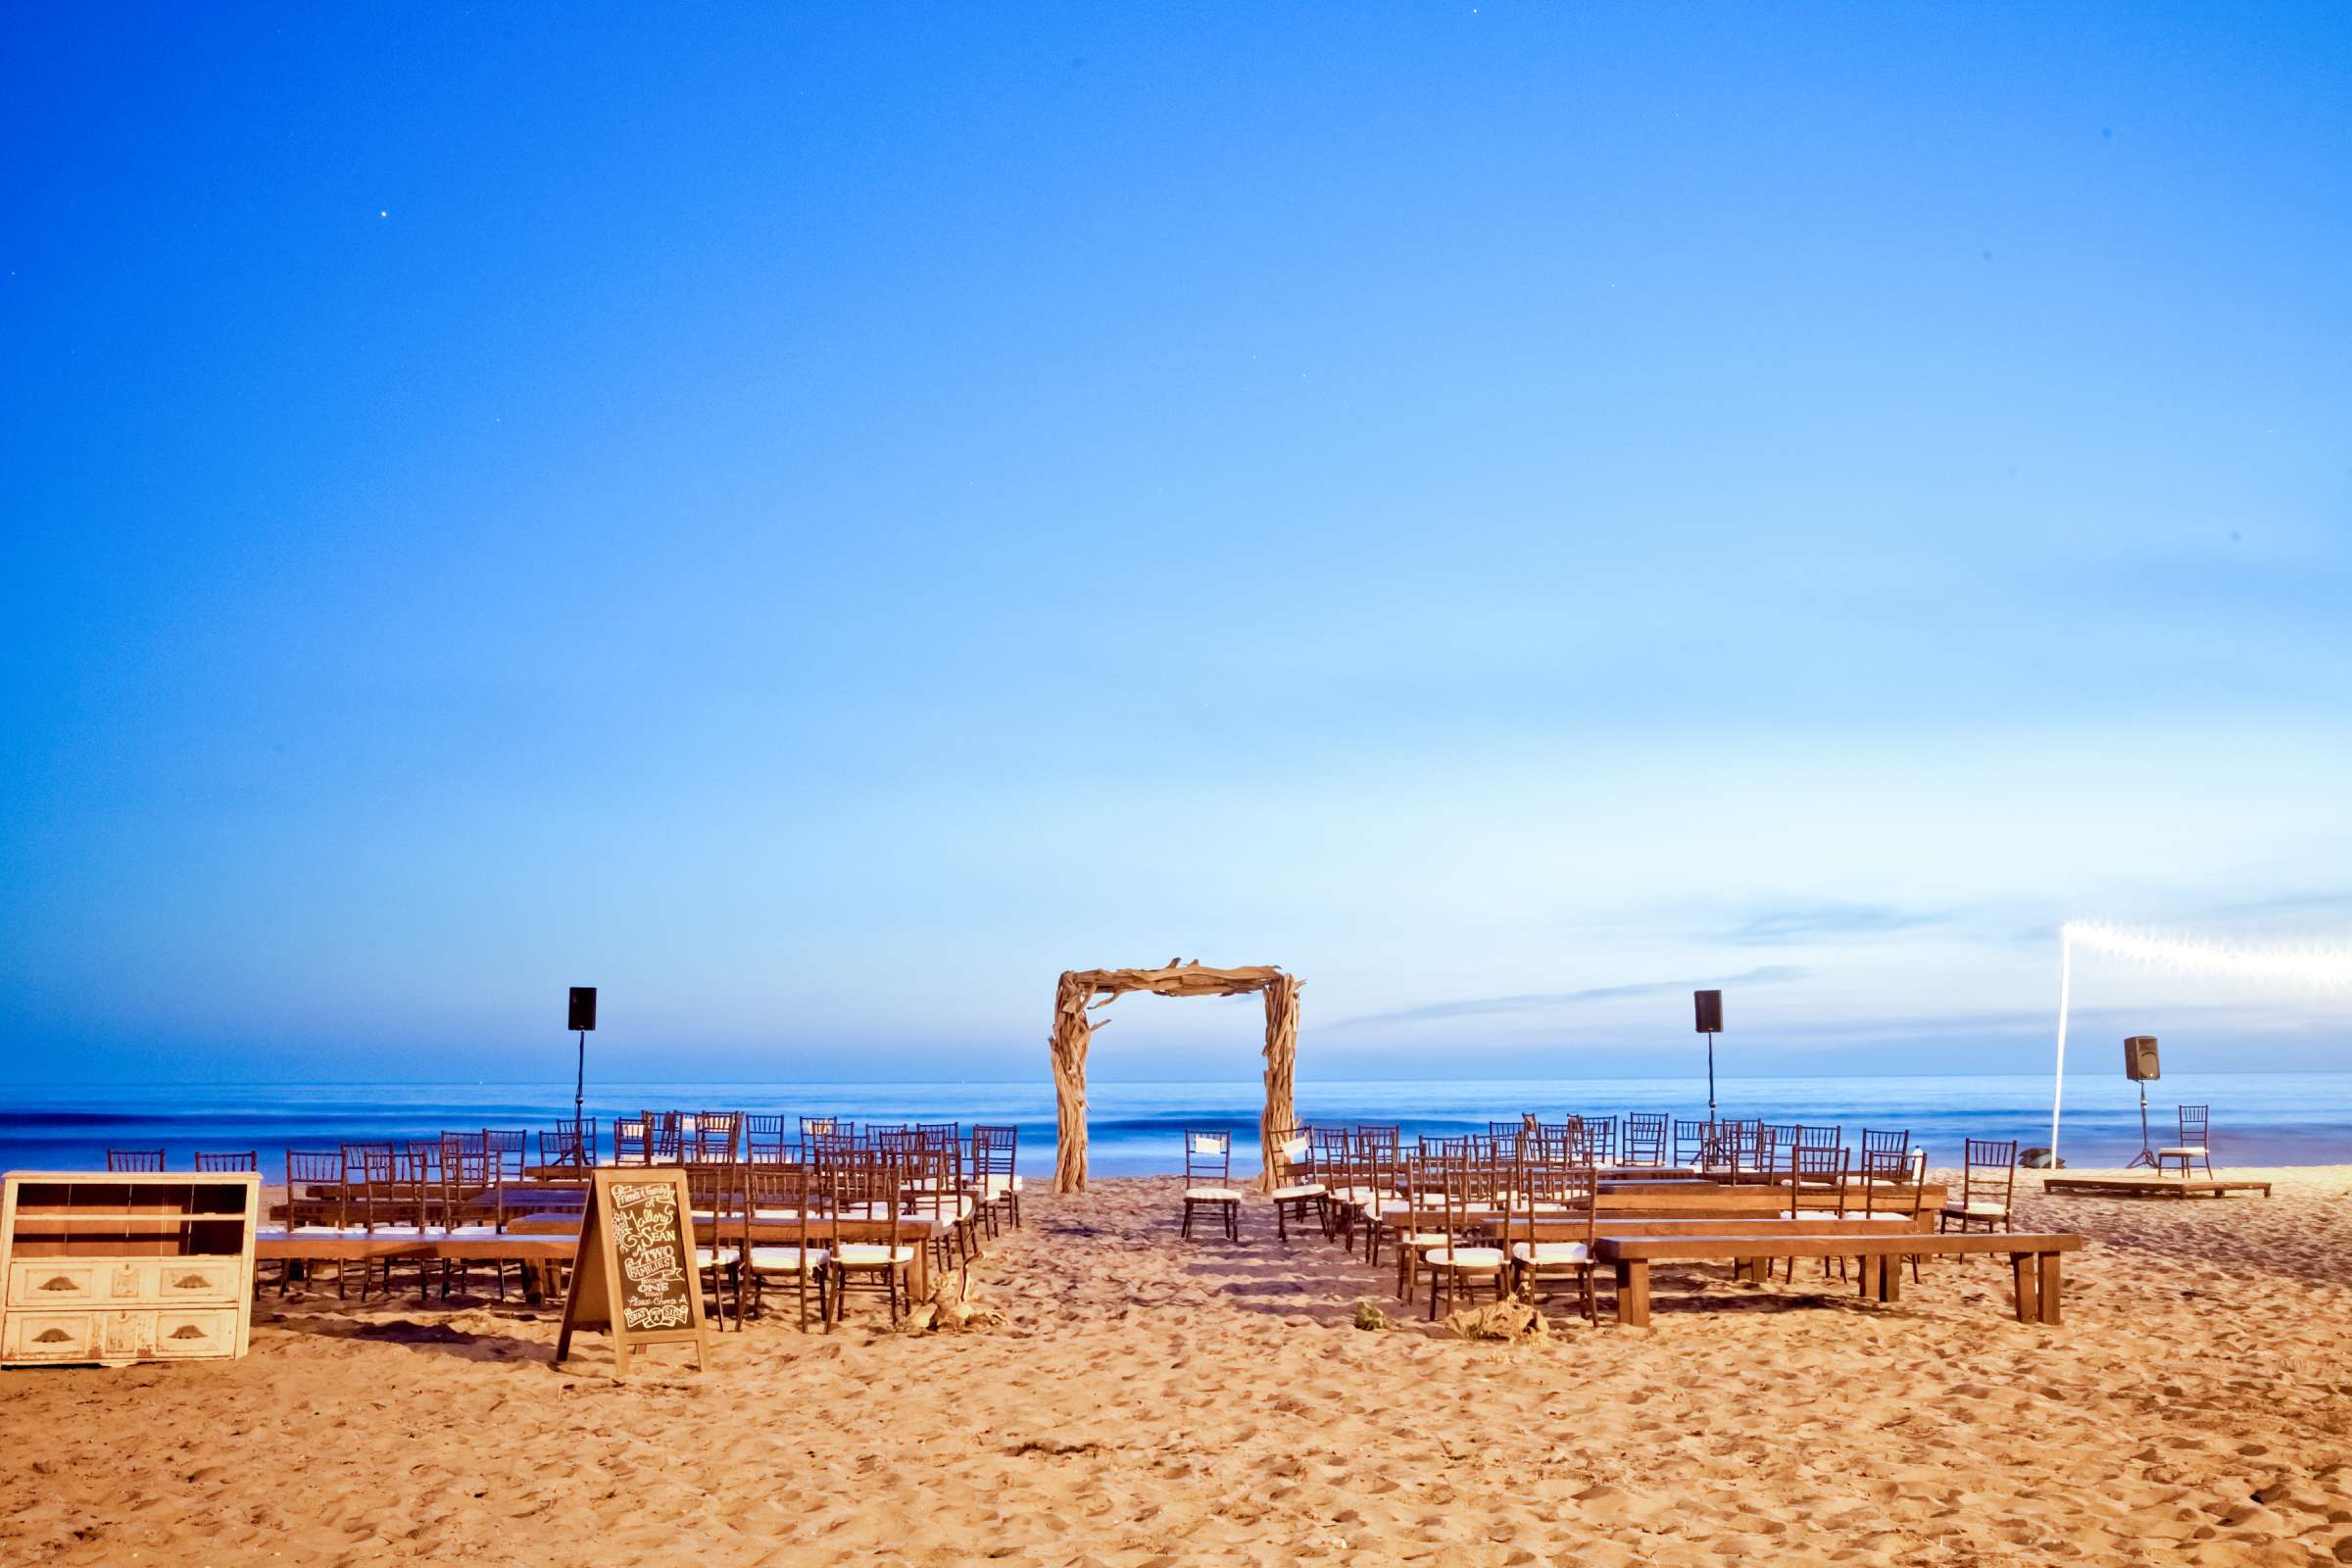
[4,1073,2349,1178]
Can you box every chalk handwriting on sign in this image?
[610,1181,693,1332]
[555,1167,708,1376]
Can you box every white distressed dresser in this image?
[0,1171,260,1367]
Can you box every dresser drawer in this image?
[3,1310,95,1361]
[153,1259,241,1303]
[8,1259,103,1306]
[152,1308,237,1358]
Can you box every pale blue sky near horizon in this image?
[3,7,2349,1088]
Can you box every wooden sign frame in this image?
[555,1167,708,1376]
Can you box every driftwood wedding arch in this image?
[1050,960,1300,1195]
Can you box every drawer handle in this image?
[33,1328,71,1344]
[168,1324,210,1341]
[172,1274,212,1290]
[38,1276,78,1292]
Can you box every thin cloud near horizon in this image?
[1332,965,1808,1029]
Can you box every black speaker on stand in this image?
[568,987,598,1130]
[1693,990,1724,1122]
[2123,1035,2160,1169]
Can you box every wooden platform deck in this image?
[2040,1176,2272,1200]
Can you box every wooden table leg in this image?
[1620,1259,1650,1327]
[1883,1252,1902,1302]
[2011,1253,2038,1323]
[1857,1254,1881,1300]
[2036,1252,2061,1325]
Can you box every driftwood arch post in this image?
[1051,960,1300,1195]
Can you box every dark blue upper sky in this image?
[3,6,2348,1084]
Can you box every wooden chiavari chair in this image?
[1861,1128,1910,1166]
[684,1161,742,1329]
[825,1147,914,1328]
[483,1129,526,1180]
[1779,1144,1853,1281]
[1582,1116,1616,1164]
[1939,1138,2019,1234]
[744,1114,789,1163]
[1506,1157,1598,1322]
[612,1116,652,1166]
[971,1124,1021,1234]
[799,1116,851,1159]
[1672,1118,1714,1171]
[693,1111,741,1163]
[194,1151,257,1172]
[1416,1152,1508,1320]
[539,1120,595,1171]
[1624,1113,1671,1168]
[1858,1139,1929,1283]
[1716,1119,1766,1178]
[1308,1128,1354,1245]
[437,1137,521,1301]
[888,1129,976,1273]
[1350,1128,1404,1264]
[646,1111,684,1164]
[744,1158,827,1330]
[1180,1130,1242,1242]
[1390,1152,1449,1300]
[1267,1124,1327,1242]
[279,1149,350,1296]
[106,1149,166,1172]
[2160,1106,2213,1179]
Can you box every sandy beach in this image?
[4,1167,2350,1566]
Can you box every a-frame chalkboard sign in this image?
[555,1167,709,1376]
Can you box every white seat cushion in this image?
[834,1243,914,1267]
[1857,1211,1914,1222]
[747,1246,827,1271]
[1942,1200,2009,1219]
[1274,1183,1327,1200]
[1400,1231,1453,1248]
[1510,1241,1591,1264]
[2159,1147,2207,1157]
[980,1175,1023,1198]
[1424,1246,1506,1269]
[1186,1186,1243,1201]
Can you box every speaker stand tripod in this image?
[2124,1081,2159,1170]
[574,1029,587,1127]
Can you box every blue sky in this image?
[3,6,2348,1086]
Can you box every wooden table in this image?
[1592,1230,2083,1327]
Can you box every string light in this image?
[2062,920,2352,991]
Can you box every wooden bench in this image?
[1593,1230,2083,1327]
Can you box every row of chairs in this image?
[683,1136,1023,1331]
[1187,1120,1942,1318]
[105,1149,259,1172]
